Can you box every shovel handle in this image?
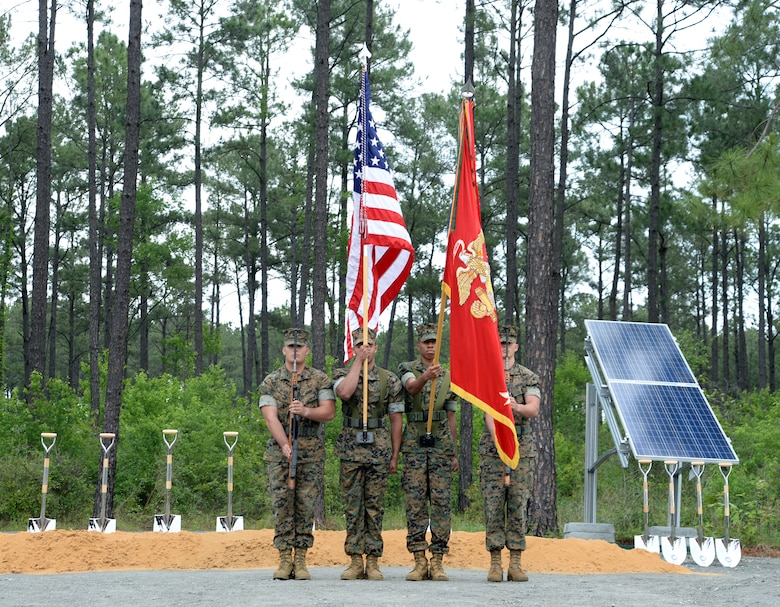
[691,462,706,537]
[664,460,678,510]
[99,432,116,454]
[40,432,57,455]
[719,463,732,534]
[638,460,652,520]
[663,461,679,537]
[163,429,178,450]
[719,463,732,512]
[223,431,239,452]
[223,432,239,523]
[637,460,653,541]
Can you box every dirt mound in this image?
[0,529,690,575]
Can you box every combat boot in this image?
[429,553,449,581]
[487,550,503,582]
[273,549,293,580]
[340,554,365,580]
[293,547,311,580]
[365,555,384,580]
[507,549,528,582]
[405,551,429,581]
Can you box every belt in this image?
[344,416,385,429]
[515,424,529,437]
[286,424,320,437]
[406,410,446,422]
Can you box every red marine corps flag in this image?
[442,88,519,469]
[344,48,414,361]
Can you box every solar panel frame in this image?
[585,320,738,464]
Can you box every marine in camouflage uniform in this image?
[398,323,458,582]
[258,328,335,581]
[333,327,404,581]
[478,325,541,583]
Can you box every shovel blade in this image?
[689,536,716,567]
[660,536,688,564]
[715,538,742,568]
[88,517,116,533]
[216,515,244,532]
[27,517,56,532]
[634,534,660,553]
[153,514,181,533]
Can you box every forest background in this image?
[1,0,779,550]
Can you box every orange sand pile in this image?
[0,529,690,575]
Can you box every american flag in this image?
[343,69,414,361]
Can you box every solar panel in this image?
[585,320,738,464]
[586,321,696,384]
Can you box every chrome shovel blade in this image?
[87,517,116,533]
[634,534,660,553]
[153,514,181,533]
[715,538,742,568]
[27,517,56,532]
[216,515,244,532]
[661,536,687,564]
[689,536,715,567]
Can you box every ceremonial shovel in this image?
[633,459,659,552]
[660,460,687,564]
[715,463,741,567]
[153,429,181,532]
[216,431,243,532]
[88,433,117,533]
[688,462,715,566]
[28,432,57,532]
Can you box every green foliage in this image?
[0,375,95,525]
[3,358,780,549]
[551,353,588,500]
[553,351,589,439]
[711,390,780,546]
[0,367,268,529]
[554,430,584,499]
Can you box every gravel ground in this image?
[1,557,777,607]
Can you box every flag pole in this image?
[426,81,475,435]
[502,325,512,486]
[359,45,371,441]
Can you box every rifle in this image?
[503,327,511,488]
[287,335,301,490]
[420,316,446,448]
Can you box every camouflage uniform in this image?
[258,347,334,552]
[398,357,457,556]
[478,361,540,553]
[333,354,404,558]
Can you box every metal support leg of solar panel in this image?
[564,321,739,565]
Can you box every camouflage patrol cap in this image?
[499,325,518,344]
[416,323,437,342]
[284,327,309,346]
[352,327,377,346]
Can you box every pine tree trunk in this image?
[30,0,57,387]
[721,227,730,390]
[96,0,142,517]
[504,0,520,326]
[310,0,330,372]
[758,216,767,389]
[526,0,558,537]
[710,196,719,388]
